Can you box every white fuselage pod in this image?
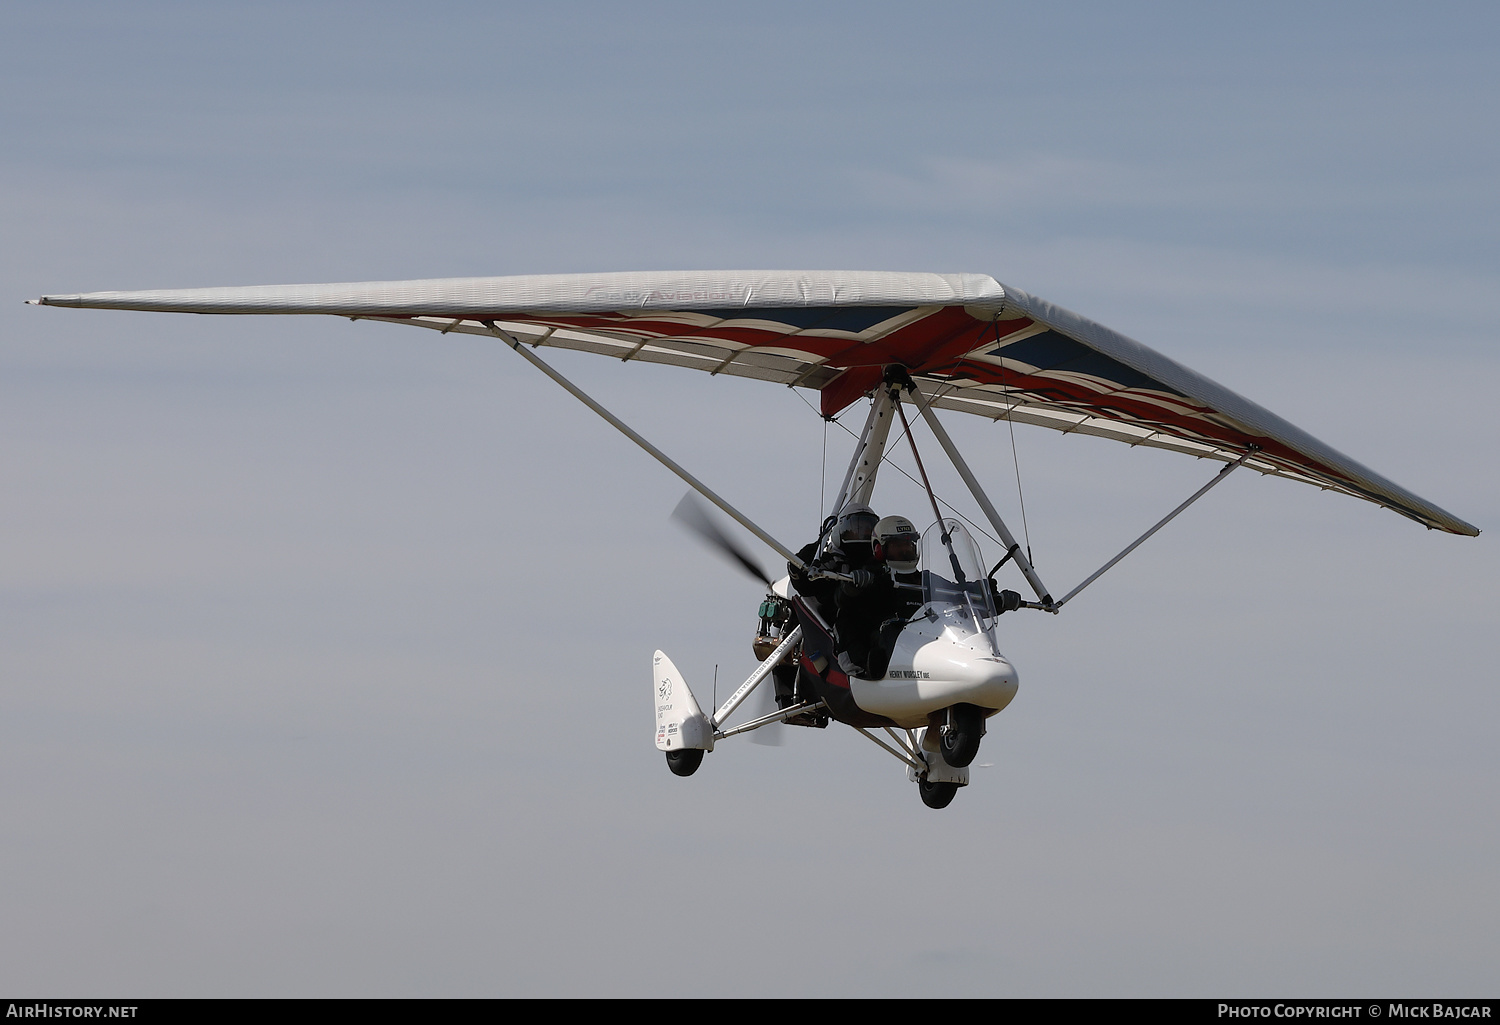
[848,612,1019,728]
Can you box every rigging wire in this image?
[799,385,921,514]
[993,320,1035,563]
[794,387,838,534]
[814,396,1005,551]
[794,382,919,491]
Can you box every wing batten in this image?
[35,270,1476,536]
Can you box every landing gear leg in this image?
[665,748,704,777]
[906,724,968,809]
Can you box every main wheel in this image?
[939,703,985,768]
[665,748,704,777]
[918,777,958,809]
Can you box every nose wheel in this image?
[917,776,958,809]
[938,703,986,768]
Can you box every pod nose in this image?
[974,656,1019,709]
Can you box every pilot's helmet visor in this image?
[880,534,919,567]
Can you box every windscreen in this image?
[921,519,996,630]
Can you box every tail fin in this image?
[653,650,714,752]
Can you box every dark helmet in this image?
[834,503,880,563]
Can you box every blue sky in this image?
[3,1,1496,996]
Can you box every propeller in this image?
[672,492,787,746]
[671,492,775,588]
[747,682,786,747]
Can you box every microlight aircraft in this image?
[30,271,1479,808]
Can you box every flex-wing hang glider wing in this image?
[31,269,1477,536]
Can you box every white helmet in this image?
[873,514,920,573]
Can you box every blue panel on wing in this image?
[993,330,1182,395]
[711,306,912,333]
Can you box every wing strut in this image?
[485,322,805,570]
[1053,449,1256,609]
[827,386,899,527]
[907,381,1056,609]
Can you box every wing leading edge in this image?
[32,270,1478,536]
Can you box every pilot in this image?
[833,514,923,679]
[872,514,922,603]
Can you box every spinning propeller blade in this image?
[747,681,786,747]
[671,493,774,588]
[672,493,786,745]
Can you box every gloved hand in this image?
[989,581,1023,613]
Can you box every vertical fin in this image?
[653,650,714,752]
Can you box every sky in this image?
[2,1,1497,997]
